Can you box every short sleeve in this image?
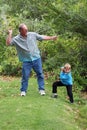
[36,33,44,41]
[10,37,15,45]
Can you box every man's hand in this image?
[7,29,13,35]
[51,36,57,40]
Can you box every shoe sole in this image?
[41,93,45,96]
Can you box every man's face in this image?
[20,24,28,37]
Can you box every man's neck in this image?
[20,33,27,38]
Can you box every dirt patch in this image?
[0,76,19,81]
[81,92,87,99]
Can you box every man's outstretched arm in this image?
[43,36,57,41]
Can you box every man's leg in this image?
[20,62,32,94]
[33,58,45,95]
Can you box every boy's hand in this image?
[61,67,64,71]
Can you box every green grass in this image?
[0,76,87,130]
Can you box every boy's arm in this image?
[6,29,13,46]
[60,72,68,80]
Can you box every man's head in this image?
[19,23,28,37]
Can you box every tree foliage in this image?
[0,0,87,90]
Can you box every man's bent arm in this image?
[6,29,13,45]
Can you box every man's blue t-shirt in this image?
[10,32,44,62]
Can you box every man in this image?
[6,23,57,96]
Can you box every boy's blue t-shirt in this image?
[60,71,73,85]
[10,32,44,62]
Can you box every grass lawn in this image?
[0,76,87,130]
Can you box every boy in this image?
[52,63,74,103]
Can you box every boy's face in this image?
[63,67,71,73]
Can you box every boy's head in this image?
[62,63,71,73]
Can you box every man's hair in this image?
[19,23,25,32]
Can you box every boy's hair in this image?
[64,63,71,69]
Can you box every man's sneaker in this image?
[39,90,45,96]
[21,91,26,96]
[51,93,58,98]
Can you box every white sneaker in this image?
[21,91,26,96]
[51,93,58,98]
[39,90,45,96]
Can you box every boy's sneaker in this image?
[21,91,26,96]
[39,90,45,96]
[51,93,58,98]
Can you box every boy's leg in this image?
[52,81,64,98]
[66,85,74,103]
